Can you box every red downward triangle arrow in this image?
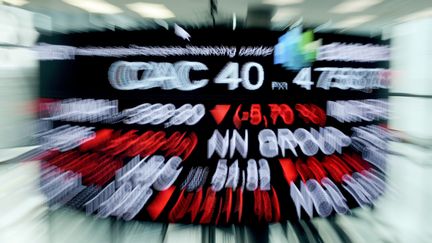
[210,105,231,125]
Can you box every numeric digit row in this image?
[35,125,95,151]
[40,98,206,127]
[209,159,270,192]
[232,103,326,128]
[292,67,390,90]
[124,103,205,127]
[83,155,183,220]
[327,99,388,123]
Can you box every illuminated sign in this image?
[38,29,389,224]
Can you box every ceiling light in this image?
[263,0,303,6]
[314,20,332,32]
[330,0,383,14]
[333,15,376,29]
[271,8,301,22]
[3,0,29,6]
[126,3,175,19]
[62,0,122,14]
[398,8,432,22]
[233,13,236,30]
[154,19,169,29]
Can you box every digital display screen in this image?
[37,28,390,224]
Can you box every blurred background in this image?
[0,0,431,242]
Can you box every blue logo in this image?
[274,27,316,71]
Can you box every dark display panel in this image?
[37,28,390,224]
